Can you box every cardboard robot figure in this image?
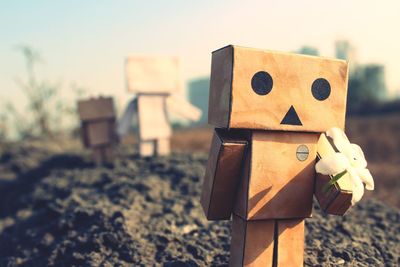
[118,56,201,157]
[78,97,117,165]
[200,45,365,266]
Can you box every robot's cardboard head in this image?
[78,96,116,122]
[125,56,181,94]
[208,45,349,132]
[77,96,117,148]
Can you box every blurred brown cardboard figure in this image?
[200,45,354,266]
[78,97,117,165]
[118,56,201,157]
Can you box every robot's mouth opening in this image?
[280,105,302,126]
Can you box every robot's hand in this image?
[314,127,374,215]
[166,95,202,122]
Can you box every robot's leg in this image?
[102,145,114,164]
[93,147,103,165]
[92,145,114,165]
[139,140,156,157]
[229,214,275,267]
[275,218,304,267]
[229,216,305,267]
[156,138,170,156]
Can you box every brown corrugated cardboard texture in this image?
[208,45,348,133]
[229,214,247,266]
[200,129,247,220]
[86,121,114,147]
[208,46,233,127]
[276,219,305,267]
[93,146,114,165]
[233,131,318,220]
[78,97,115,122]
[229,215,275,267]
[315,173,352,215]
[229,217,304,267]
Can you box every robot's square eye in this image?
[251,71,273,95]
[311,78,331,101]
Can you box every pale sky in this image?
[1,0,399,112]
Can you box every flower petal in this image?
[351,181,365,205]
[357,168,375,190]
[315,153,349,175]
[326,127,351,153]
[341,146,357,164]
[350,144,367,168]
[348,168,365,205]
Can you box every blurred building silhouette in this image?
[335,40,356,61]
[297,46,319,56]
[335,40,388,113]
[335,40,358,72]
[187,77,210,125]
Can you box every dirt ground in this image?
[0,113,399,266]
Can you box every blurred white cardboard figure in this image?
[118,56,201,157]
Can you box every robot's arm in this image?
[314,134,352,216]
[116,97,138,138]
[165,95,202,122]
[200,128,248,220]
[81,122,90,148]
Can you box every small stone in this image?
[337,258,345,264]
[365,257,379,265]
[41,233,54,247]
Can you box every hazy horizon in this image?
[1,0,400,113]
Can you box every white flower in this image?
[315,127,374,205]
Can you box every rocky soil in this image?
[0,143,399,266]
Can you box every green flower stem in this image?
[322,170,347,193]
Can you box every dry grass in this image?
[171,125,213,153]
